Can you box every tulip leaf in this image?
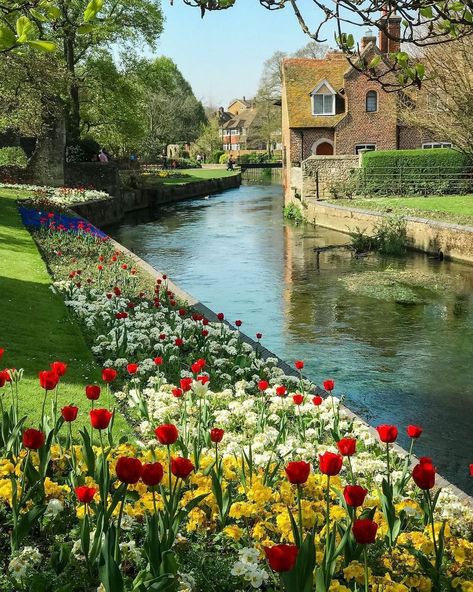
[99,527,124,592]
[14,506,46,548]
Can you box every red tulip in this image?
[343,485,368,507]
[172,387,183,398]
[312,395,323,406]
[353,519,378,544]
[292,394,304,405]
[323,379,334,392]
[127,363,139,375]
[285,461,311,484]
[319,451,343,476]
[210,428,224,443]
[155,424,179,445]
[180,378,193,392]
[61,405,78,422]
[171,457,194,479]
[116,457,142,484]
[23,428,45,450]
[258,380,269,392]
[276,386,287,397]
[154,357,163,366]
[217,313,224,321]
[75,486,96,504]
[141,462,164,487]
[406,425,423,439]
[50,361,68,377]
[0,348,4,359]
[197,374,209,384]
[85,385,101,400]
[256,332,262,339]
[470,464,473,477]
[412,461,436,490]
[337,438,357,457]
[175,338,184,347]
[39,370,59,391]
[1,369,11,383]
[376,425,398,443]
[235,320,242,327]
[264,545,298,573]
[191,358,206,374]
[294,360,304,370]
[102,368,117,383]
[90,408,113,430]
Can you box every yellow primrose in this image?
[223,524,243,541]
[343,561,366,584]
[44,477,70,499]
[0,459,14,476]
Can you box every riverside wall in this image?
[71,174,241,227]
[302,201,473,264]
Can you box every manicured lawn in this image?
[143,168,239,187]
[0,189,130,434]
[329,195,473,226]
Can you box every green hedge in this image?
[360,149,472,196]
[0,146,28,169]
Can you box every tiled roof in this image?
[282,54,349,128]
[222,108,258,130]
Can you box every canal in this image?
[109,182,473,493]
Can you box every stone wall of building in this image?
[289,128,335,164]
[301,155,360,200]
[65,163,121,196]
[27,116,65,187]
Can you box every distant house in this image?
[218,97,282,155]
[281,16,452,194]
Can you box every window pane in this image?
[323,94,334,113]
[314,95,324,114]
[366,92,377,112]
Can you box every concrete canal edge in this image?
[302,200,473,265]
[70,173,242,227]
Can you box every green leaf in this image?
[420,6,433,18]
[0,26,17,51]
[415,63,425,79]
[99,526,124,592]
[368,55,381,69]
[15,506,46,547]
[77,23,96,34]
[16,16,33,42]
[83,0,104,23]
[26,39,56,52]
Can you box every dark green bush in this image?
[360,148,472,196]
[0,146,27,168]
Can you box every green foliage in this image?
[219,153,229,164]
[283,202,304,224]
[66,137,101,163]
[360,149,472,195]
[349,216,407,256]
[0,147,27,168]
[210,150,224,163]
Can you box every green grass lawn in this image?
[0,189,130,435]
[143,168,239,187]
[329,195,473,226]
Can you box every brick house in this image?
[218,98,282,155]
[281,17,452,195]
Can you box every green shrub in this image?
[360,148,472,196]
[219,153,229,164]
[349,215,407,255]
[210,150,224,163]
[283,202,304,224]
[0,146,28,168]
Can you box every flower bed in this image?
[0,208,472,591]
[0,183,110,205]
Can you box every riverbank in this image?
[301,199,473,264]
[71,170,241,226]
[0,189,130,432]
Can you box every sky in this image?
[155,1,361,108]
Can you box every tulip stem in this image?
[40,388,48,430]
[69,422,76,487]
[167,445,172,492]
[386,443,391,489]
[115,485,127,562]
[363,547,369,592]
[297,484,303,543]
[426,490,439,559]
[325,475,331,566]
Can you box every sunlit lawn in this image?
[330,195,473,226]
[0,189,130,435]
[143,167,239,187]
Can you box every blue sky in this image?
[155,0,359,107]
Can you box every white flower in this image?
[45,498,64,517]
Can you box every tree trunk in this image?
[64,33,81,145]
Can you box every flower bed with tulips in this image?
[0,183,109,205]
[0,205,471,591]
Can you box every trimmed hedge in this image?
[0,146,28,169]
[360,148,473,196]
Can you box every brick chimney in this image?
[378,7,402,54]
[360,28,377,51]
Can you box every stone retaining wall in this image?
[71,174,241,227]
[302,155,360,200]
[304,201,473,264]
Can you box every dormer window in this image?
[311,80,336,116]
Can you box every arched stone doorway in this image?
[312,139,334,156]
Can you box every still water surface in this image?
[109,184,473,493]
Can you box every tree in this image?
[399,37,473,157]
[52,0,163,144]
[192,116,222,159]
[175,1,473,90]
[293,40,328,59]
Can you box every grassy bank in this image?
[0,189,130,433]
[328,195,473,226]
[142,168,239,187]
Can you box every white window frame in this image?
[422,142,452,149]
[310,80,336,116]
[355,144,376,154]
[366,91,378,113]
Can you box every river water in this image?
[109,183,473,493]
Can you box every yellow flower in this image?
[44,477,70,500]
[223,524,243,541]
[0,459,14,476]
[343,561,366,584]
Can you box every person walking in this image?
[98,148,109,164]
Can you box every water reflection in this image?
[109,184,473,493]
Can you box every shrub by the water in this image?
[350,215,407,255]
[283,202,304,224]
